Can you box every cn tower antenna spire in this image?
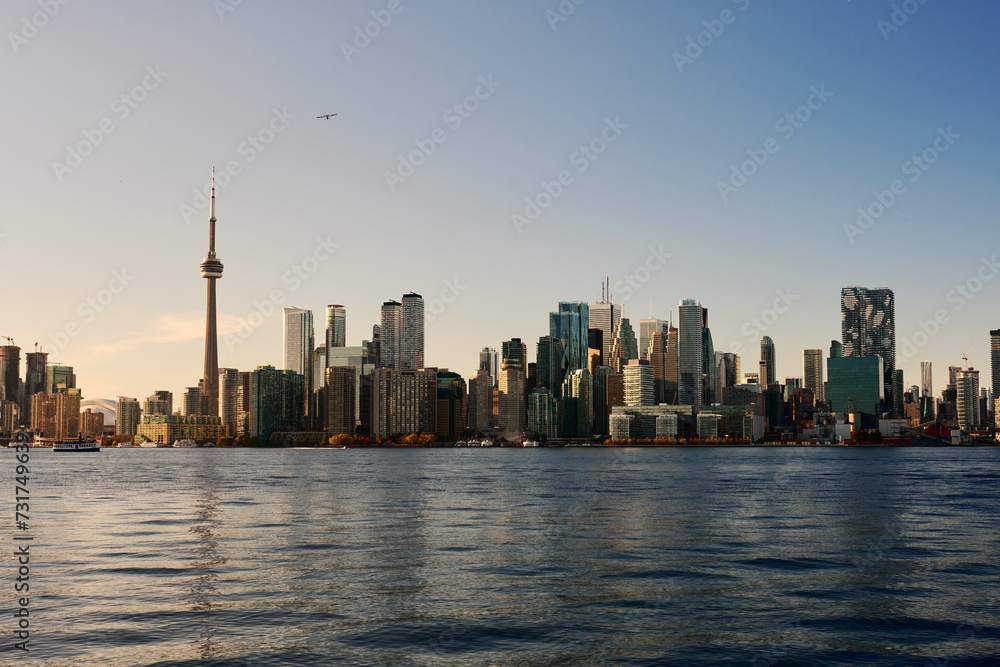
[209,167,217,258]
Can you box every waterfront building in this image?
[678,299,703,410]
[283,307,314,423]
[827,356,884,418]
[249,366,305,442]
[611,404,696,439]
[325,366,356,435]
[371,367,437,438]
[841,286,897,415]
[31,393,57,437]
[55,389,81,440]
[956,368,981,430]
[528,389,558,439]
[435,371,467,441]
[400,293,425,371]
[610,413,639,439]
[328,346,376,429]
[115,396,140,436]
[697,413,720,440]
[498,341,527,435]
[137,414,226,445]
[468,369,493,432]
[991,330,1000,400]
[655,413,678,439]
[200,173,225,417]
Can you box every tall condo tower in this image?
[326,305,346,354]
[400,293,425,371]
[200,170,224,417]
[678,299,704,410]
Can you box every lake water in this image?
[3,447,999,666]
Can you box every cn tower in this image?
[200,169,224,416]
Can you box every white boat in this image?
[138,442,165,448]
[117,442,134,448]
[522,440,540,447]
[53,439,101,452]
[174,439,199,448]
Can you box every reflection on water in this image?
[5,447,1000,666]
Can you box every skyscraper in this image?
[664,324,679,404]
[956,368,980,430]
[46,365,75,394]
[144,390,173,416]
[219,368,242,437]
[609,316,638,372]
[841,286,896,416]
[588,282,620,364]
[702,320,715,405]
[326,305,346,353]
[803,349,824,403]
[639,318,665,362]
[624,359,654,407]
[536,335,565,397]
[678,299,704,410]
[550,302,589,376]
[200,171,224,417]
[499,338,527,435]
[283,307,314,422]
[991,330,1000,400]
[760,336,776,388]
[400,292,425,371]
[479,347,498,388]
[22,350,47,427]
[0,344,19,408]
[380,300,401,370]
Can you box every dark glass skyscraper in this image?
[841,286,896,416]
[549,302,589,376]
[678,299,703,410]
[760,336,776,388]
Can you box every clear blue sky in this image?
[3,0,999,402]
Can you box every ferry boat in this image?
[53,438,101,452]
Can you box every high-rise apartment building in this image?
[479,347,498,388]
[956,368,981,431]
[325,366,356,435]
[841,286,896,415]
[664,324,679,404]
[0,344,19,406]
[499,339,528,435]
[55,389,81,441]
[536,335,565,397]
[219,368,241,437]
[380,301,401,370]
[46,365,76,394]
[560,368,593,437]
[678,299,704,410]
[115,396,140,436]
[370,367,437,438]
[468,369,493,432]
[22,351,47,427]
[528,389,558,439]
[991,330,1000,400]
[326,305,346,352]
[803,349,824,403]
[283,307,314,423]
[249,366,305,441]
[144,390,173,416]
[328,345,375,429]
[400,293,425,371]
[760,337,776,388]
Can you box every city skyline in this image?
[3,2,999,403]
